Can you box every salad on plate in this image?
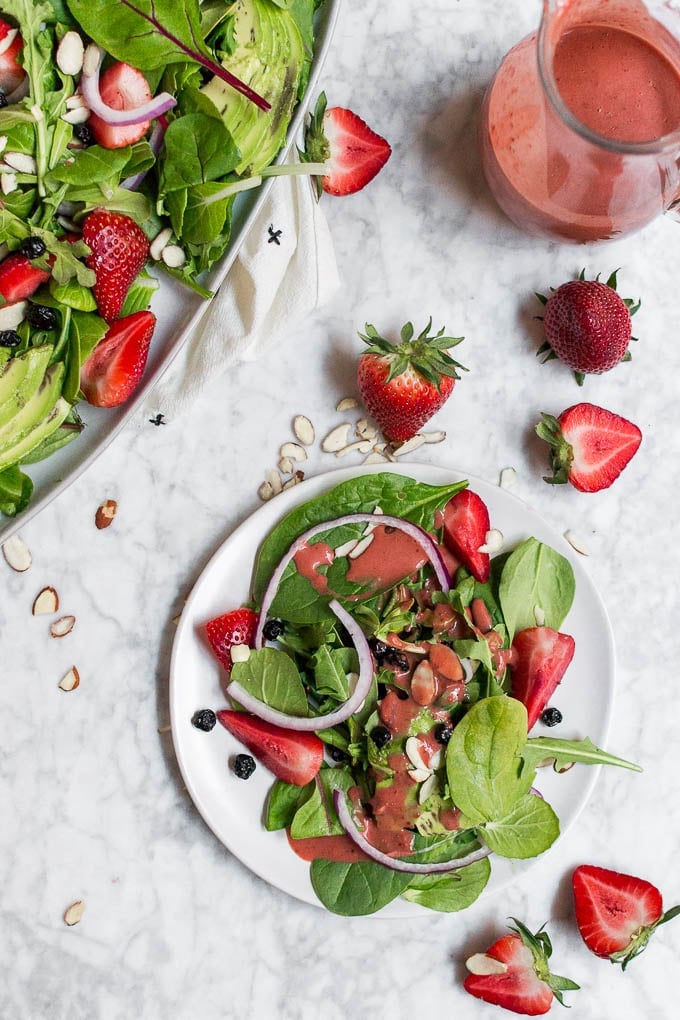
[0,0,329,518]
[195,470,640,917]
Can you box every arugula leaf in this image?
[522,735,642,774]
[230,648,309,716]
[310,859,412,916]
[498,538,575,640]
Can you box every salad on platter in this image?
[0,0,329,519]
[197,470,640,917]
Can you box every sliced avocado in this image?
[0,346,53,429]
[201,0,305,175]
[0,397,71,473]
[0,362,66,466]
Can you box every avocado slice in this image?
[201,0,305,175]
[0,346,53,429]
[0,362,67,470]
[0,397,71,473]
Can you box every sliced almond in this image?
[392,434,427,457]
[161,244,186,268]
[534,604,546,627]
[0,299,27,330]
[149,226,173,261]
[258,481,274,501]
[50,615,76,638]
[0,136,6,155]
[282,471,304,490]
[465,954,508,976]
[4,151,37,174]
[0,172,17,195]
[32,586,59,616]
[405,736,429,772]
[292,415,315,446]
[0,29,18,57]
[230,644,251,663]
[65,94,87,111]
[336,397,358,412]
[348,532,374,558]
[478,528,504,554]
[61,107,90,125]
[56,31,85,76]
[364,452,388,464]
[407,767,431,784]
[419,773,439,804]
[63,900,85,926]
[95,499,117,530]
[564,530,590,556]
[422,430,446,444]
[356,419,377,440]
[335,538,359,558]
[2,534,31,572]
[280,442,307,462]
[500,466,518,489]
[265,469,282,495]
[321,423,351,452]
[58,666,80,692]
[335,439,372,458]
[278,456,294,474]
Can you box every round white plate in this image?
[169,464,615,917]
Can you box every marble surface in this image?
[2,0,680,1017]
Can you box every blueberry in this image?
[232,753,256,779]
[384,648,409,672]
[327,745,347,762]
[20,236,47,260]
[26,304,57,330]
[541,706,563,727]
[370,725,391,748]
[368,637,389,662]
[262,618,284,640]
[435,722,454,744]
[377,682,388,701]
[0,329,21,348]
[191,708,216,732]
[0,93,7,110]
[73,123,94,146]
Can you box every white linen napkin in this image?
[141,172,340,419]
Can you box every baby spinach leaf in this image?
[0,465,33,517]
[479,793,559,859]
[403,857,491,912]
[290,769,354,838]
[268,568,334,626]
[264,779,308,831]
[159,113,240,192]
[177,182,235,245]
[230,648,309,716]
[499,538,575,640]
[310,859,412,916]
[522,735,642,774]
[48,145,132,185]
[446,697,534,824]
[312,645,357,701]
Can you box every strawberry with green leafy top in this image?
[357,319,466,444]
[464,918,579,1015]
[303,92,391,198]
[536,402,642,492]
[572,865,680,970]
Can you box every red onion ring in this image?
[81,45,176,126]
[226,598,373,731]
[333,791,492,874]
[255,512,451,649]
[121,116,168,190]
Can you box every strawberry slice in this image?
[572,865,680,969]
[205,608,258,675]
[304,93,391,196]
[536,402,642,492]
[510,627,575,730]
[441,488,491,582]
[464,918,579,1015]
[216,709,323,786]
[88,62,152,150]
[0,19,25,95]
[82,209,150,323]
[0,252,50,305]
[80,310,155,407]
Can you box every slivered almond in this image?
[230,644,250,663]
[95,499,117,529]
[393,434,427,457]
[149,227,173,261]
[465,954,508,976]
[161,245,186,268]
[477,528,504,554]
[32,586,59,615]
[63,901,85,926]
[335,439,372,457]
[422,430,446,444]
[335,538,359,558]
[265,469,282,495]
[280,442,307,462]
[292,415,315,446]
[321,423,351,452]
[2,534,31,572]
[336,397,358,411]
[348,533,374,558]
[50,615,76,638]
[58,666,80,692]
[500,466,518,489]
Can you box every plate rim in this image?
[169,462,616,917]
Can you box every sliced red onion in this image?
[121,117,168,190]
[333,790,492,874]
[5,77,29,104]
[81,45,176,126]
[226,598,373,731]
[255,513,451,649]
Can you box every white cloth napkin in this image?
[141,171,340,418]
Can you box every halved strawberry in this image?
[0,19,25,95]
[80,310,155,407]
[441,488,490,582]
[536,402,642,492]
[82,209,150,323]
[216,709,323,786]
[0,252,50,305]
[205,608,258,675]
[88,62,152,150]
[510,627,575,730]
[464,918,579,1015]
[572,865,680,969]
[303,92,391,197]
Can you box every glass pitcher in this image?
[481,0,680,242]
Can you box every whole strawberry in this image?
[82,209,150,323]
[357,319,466,444]
[537,270,639,384]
